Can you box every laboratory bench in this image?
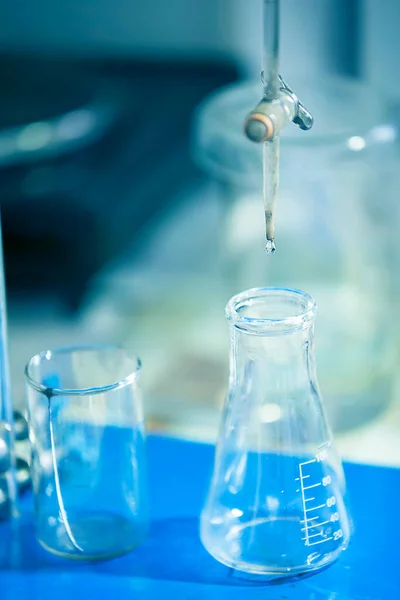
[0,435,399,599]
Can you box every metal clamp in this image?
[278,75,313,131]
[0,411,30,520]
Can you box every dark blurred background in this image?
[0,0,399,464]
[0,0,365,310]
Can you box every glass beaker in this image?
[25,344,149,560]
[200,288,351,578]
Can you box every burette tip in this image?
[265,240,276,254]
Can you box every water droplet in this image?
[265,240,276,254]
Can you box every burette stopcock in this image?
[244,75,314,143]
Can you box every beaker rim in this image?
[226,287,317,335]
[24,343,141,396]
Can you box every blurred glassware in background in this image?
[1,55,238,423]
[192,75,399,434]
[0,53,238,317]
[80,75,400,442]
[0,54,125,171]
[0,54,130,315]
[80,194,230,439]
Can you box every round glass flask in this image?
[193,76,397,434]
[200,288,351,578]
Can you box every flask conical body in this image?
[200,288,351,577]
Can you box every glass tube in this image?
[0,215,18,520]
[262,0,280,252]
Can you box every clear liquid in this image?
[38,510,148,560]
[36,412,148,560]
[263,135,280,249]
[201,452,350,577]
[265,239,276,254]
[201,512,345,576]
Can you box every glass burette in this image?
[243,0,314,252]
[262,0,280,254]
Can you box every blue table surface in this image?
[0,435,399,600]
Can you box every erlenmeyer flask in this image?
[200,287,351,578]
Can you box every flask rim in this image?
[225,287,317,335]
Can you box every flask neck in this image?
[225,288,319,400]
[229,324,317,396]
